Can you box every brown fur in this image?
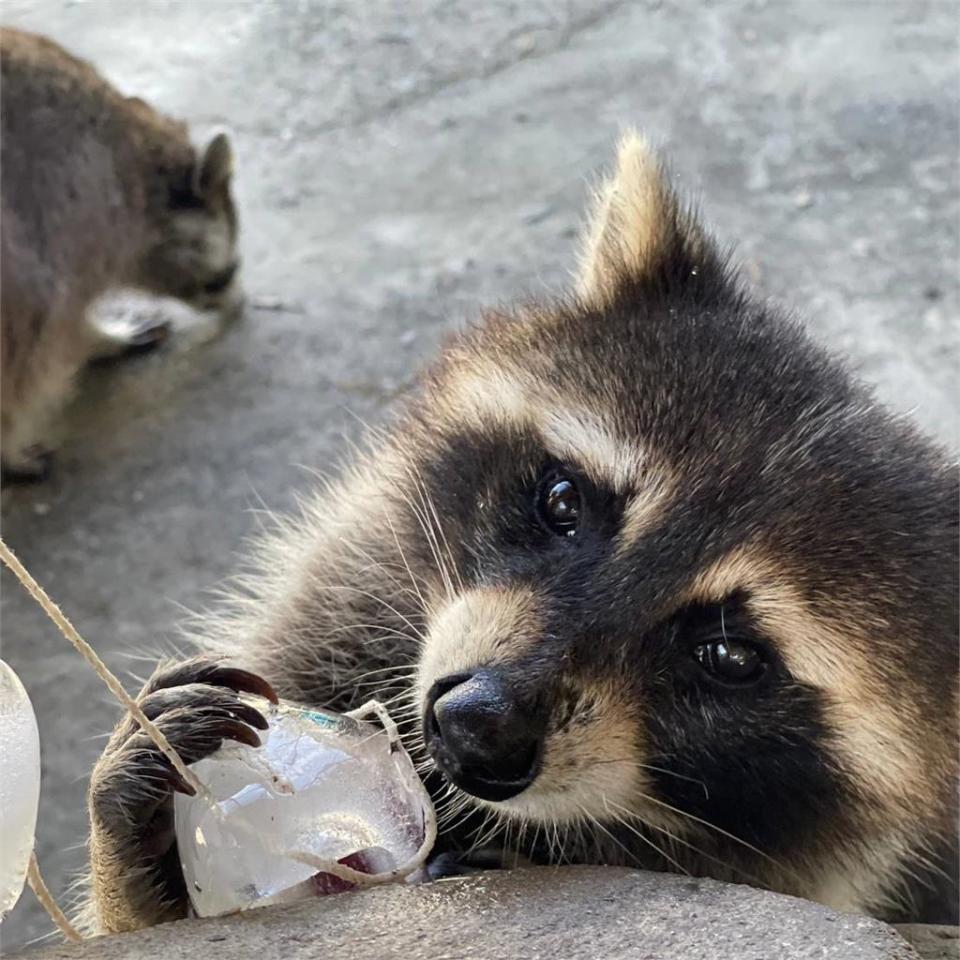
[0,28,240,475]
[83,133,958,934]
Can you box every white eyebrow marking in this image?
[443,362,648,493]
[443,361,677,547]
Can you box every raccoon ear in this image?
[576,131,716,307]
[193,133,234,198]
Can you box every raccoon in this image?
[84,133,958,934]
[0,28,241,480]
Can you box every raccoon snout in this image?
[424,669,545,803]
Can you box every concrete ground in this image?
[21,868,929,960]
[1,0,957,951]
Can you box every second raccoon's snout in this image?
[424,670,545,802]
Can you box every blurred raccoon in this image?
[0,28,241,481]
[85,133,958,934]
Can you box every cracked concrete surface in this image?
[1,0,957,951]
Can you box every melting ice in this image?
[174,700,433,917]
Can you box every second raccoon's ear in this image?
[576,131,717,307]
[193,133,234,198]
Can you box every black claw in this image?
[209,667,280,705]
[150,659,279,705]
[164,768,197,797]
[217,718,262,749]
[229,702,269,731]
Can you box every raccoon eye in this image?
[537,474,581,537]
[693,638,764,683]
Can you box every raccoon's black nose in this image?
[424,670,544,802]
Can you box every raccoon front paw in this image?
[121,317,172,354]
[426,847,517,880]
[88,657,277,932]
[1,445,54,484]
[88,317,172,364]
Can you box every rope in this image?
[26,852,82,943]
[0,538,203,796]
[1,537,435,929]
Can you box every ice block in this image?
[0,660,42,920]
[174,699,433,917]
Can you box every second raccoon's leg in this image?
[0,312,74,483]
[0,441,54,483]
[87,657,276,934]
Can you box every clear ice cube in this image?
[174,700,433,917]
[0,660,42,920]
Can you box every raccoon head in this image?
[399,133,958,916]
[139,132,242,316]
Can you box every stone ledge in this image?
[22,867,923,960]
[893,925,959,960]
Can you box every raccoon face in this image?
[141,133,242,315]
[404,134,958,913]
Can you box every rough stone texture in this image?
[17,868,922,960]
[0,0,957,952]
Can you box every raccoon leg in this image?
[0,442,54,483]
[85,315,171,364]
[86,657,276,934]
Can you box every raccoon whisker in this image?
[623,789,792,877]
[400,462,461,600]
[347,665,417,688]
[528,820,544,864]
[354,676,416,692]
[381,505,436,619]
[601,796,764,883]
[386,701,421,718]
[553,819,567,864]
[440,802,478,837]
[578,804,661,873]
[409,465,466,597]
[903,847,954,888]
[561,820,577,865]
[336,536,431,612]
[327,623,422,648]
[392,475,455,604]
[597,798,689,874]
[393,718,422,734]
[335,558,425,608]
[388,467,451,596]
[388,698,421,717]
[373,690,417,712]
[316,583,424,640]
[437,796,477,835]
[501,816,519,865]
[466,807,499,850]
[590,756,710,799]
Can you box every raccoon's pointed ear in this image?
[576,131,718,307]
[193,133,234,198]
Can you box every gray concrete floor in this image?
[1,0,957,950]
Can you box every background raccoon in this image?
[0,28,240,481]
[84,134,958,934]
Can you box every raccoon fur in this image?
[0,28,241,480]
[84,132,958,934]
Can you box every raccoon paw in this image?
[88,317,172,364]
[1,445,54,484]
[426,847,516,880]
[88,657,277,931]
